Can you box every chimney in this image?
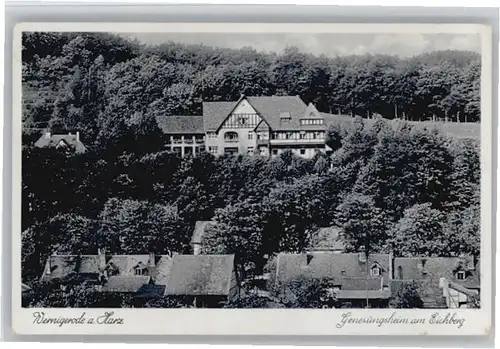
[46,256,52,275]
[98,248,106,271]
[306,254,313,265]
[44,131,51,139]
[358,253,367,263]
[388,251,393,280]
[76,131,80,143]
[148,252,155,267]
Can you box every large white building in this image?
[156,94,345,158]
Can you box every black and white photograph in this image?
[16,23,490,320]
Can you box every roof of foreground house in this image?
[392,256,480,308]
[101,276,151,293]
[393,256,480,289]
[275,252,392,287]
[165,254,235,296]
[34,133,87,153]
[40,253,174,289]
[156,115,205,134]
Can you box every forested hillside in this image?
[22,33,481,300]
[22,32,480,150]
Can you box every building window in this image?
[238,115,249,125]
[457,271,466,280]
[208,146,218,154]
[224,147,238,155]
[184,147,193,156]
[280,112,291,119]
[371,266,380,276]
[224,131,238,142]
[247,147,254,155]
[248,132,253,140]
[300,149,306,155]
[272,149,278,156]
[135,267,147,276]
[207,132,217,139]
[173,147,182,154]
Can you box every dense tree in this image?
[202,199,267,277]
[390,281,424,308]
[336,193,389,254]
[98,198,188,254]
[389,203,447,257]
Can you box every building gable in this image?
[217,97,263,131]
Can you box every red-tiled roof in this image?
[165,254,235,296]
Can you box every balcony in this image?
[270,138,325,145]
[184,139,194,144]
[195,138,205,144]
[257,139,270,146]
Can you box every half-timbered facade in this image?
[156,94,344,158]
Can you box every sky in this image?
[121,32,481,58]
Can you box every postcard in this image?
[11,22,493,336]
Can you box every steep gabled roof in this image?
[165,254,235,296]
[275,252,391,287]
[34,133,87,153]
[203,101,237,132]
[156,115,204,134]
[302,103,323,119]
[40,255,100,282]
[393,256,480,289]
[245,95,308,131]
[101,276,151,293]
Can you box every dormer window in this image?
[135,267,147,276]
[341,269,346,276]
[457,271,466,280]
[370,266,380,277]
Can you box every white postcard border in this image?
[11,22,494,336]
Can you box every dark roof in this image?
[393,256,480,308]
[275,252,391,287]
[165,254,235,296]
[245,95,307,131]
[40,255,100,281]
[337,289,391,300]
[40,254,174,286]
[203,101,237,132]
[307,226,344,251]
[34,133,87,153]
[202,95,356,132]
[101,276,151,293]
[340,277,383,290]
[156,115,204,134]
[393,256,479,289]
[191,220,216,245]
